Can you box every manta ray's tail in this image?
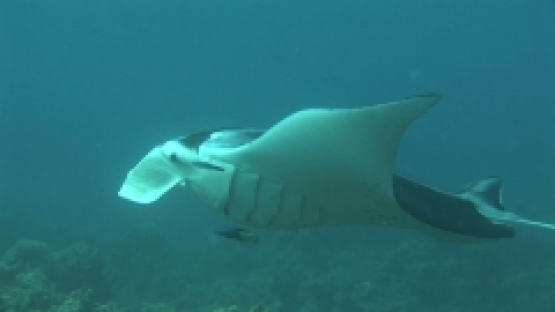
[464,177,555,231]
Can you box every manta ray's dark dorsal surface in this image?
[119,94,555,241]
[392,175,515,238]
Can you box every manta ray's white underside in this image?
[119,95,443,233]
[207,95,439,229]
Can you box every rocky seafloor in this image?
[0,236,270,312]
[1,224,554,312]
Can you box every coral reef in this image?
[1,225,554,311]
[0,236,242,311]
[2,240,49,270]
[0,240,104,311]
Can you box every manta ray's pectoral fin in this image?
[395,174,555,238]
[392,175,516,239]
[204,95,440,229]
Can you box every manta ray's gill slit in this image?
[245,172,262,224]
[251,179,285,227]
[271,188,304,228]
[265,184,285,228]
[221,170,237,217]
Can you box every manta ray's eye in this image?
[169,153,179,163]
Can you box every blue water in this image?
[2,1,555,311]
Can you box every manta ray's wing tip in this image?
[414,92,441,103]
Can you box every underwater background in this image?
[1,0,555,311]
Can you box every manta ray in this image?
[118,94,555,241]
